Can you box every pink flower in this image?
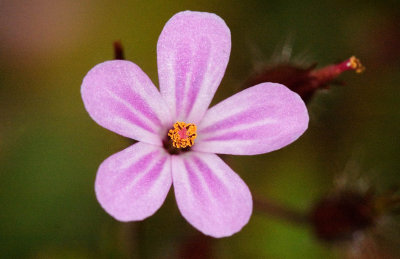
[81,11,309,238]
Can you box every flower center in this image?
[167,121,197,148]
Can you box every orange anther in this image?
[347,56,365,73]
[168,122,197,148]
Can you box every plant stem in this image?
[253,195,310,225]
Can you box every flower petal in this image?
[193,83,309,155]
[81,60,172,145]
[157,11,231,123]
[172,152,252,238]
[95,142,171,221]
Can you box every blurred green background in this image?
[1,0,399,258]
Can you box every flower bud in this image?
[244,56,364,103]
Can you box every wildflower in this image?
[81,11,309,237]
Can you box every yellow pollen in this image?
[347,56,365,73]
[168,121,197,148]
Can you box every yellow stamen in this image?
[347,56,365,73]
[168,121,197,148]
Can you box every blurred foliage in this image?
[1,0,399,258]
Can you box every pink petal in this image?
[157,11,231,123]
[95,142,171,221]
[81,60,172,145]
[172,152,252,238]
[193,83,309,155]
